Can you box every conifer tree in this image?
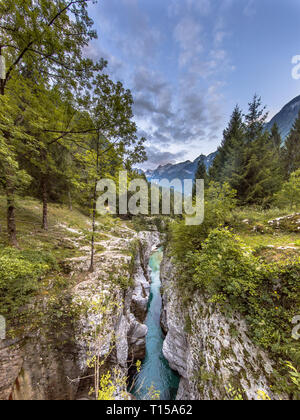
[193,159,208,197]
[209,105,245,184]
[270,123,282,150]
[283,111,300,177]
[244,94,268,143]
[235,97,282,205]
[210,96,283,205]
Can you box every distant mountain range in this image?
[265,94,300,140]
[145,152,217,183]
[143,95,300,193]
[145,152,217,195]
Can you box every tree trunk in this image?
[89,134,100,273]
[89,181,97,273]
[6,178,18,248]
[42,177,48,230]
[0,79,4,96]
[68,190,73,211]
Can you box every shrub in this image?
[170,181,237,261]
[0,248,56,317]
[275,169,300,210]
[191,227,300,398]
[192,228,264,311]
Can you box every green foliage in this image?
[0,247,57,316]
[191,227,300,398]
[275,169,300,209]
[273,361,300,400]
[192,228,263,310]
[0,0,146,249]
[0,0,98,91]
[225,383,244,400]
[286,362,300,397]
[209,105,245,184]
[283,111,300,176]
[270,123,282,150]
[184,314,193,334]
[171,181,236,261]
[131,215,151,232]
[210,96,284,206]
[193,159,208,197]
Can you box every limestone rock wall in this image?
[0,228,160,400]
[160,253,285,401]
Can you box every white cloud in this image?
[87,0,237,168]
[174,17,203,67]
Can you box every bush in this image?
[192,228,263,310]
[275,169,300,210]
[170,182,237,261]
[0,248,57,317]
[191,227,300,398]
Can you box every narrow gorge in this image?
[0,220,295,401]
[0,224,163,400]
[132,248,180,400]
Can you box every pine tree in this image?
[239,134,282,205]
[283,111,300,177]
[231,97,282,205]
[270,123,282,150]
[244,94,268,143]
[209,105,245,184]
[193,159,208,197]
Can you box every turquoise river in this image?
[132,248,180,400]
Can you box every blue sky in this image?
[86,0,300,169]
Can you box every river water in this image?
[132,248,180,400]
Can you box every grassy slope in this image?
[0,195,130,254]
[0,196,90,254]
[229,207,300,261]
[0,195,133,322]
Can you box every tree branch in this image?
[3,0,91,87]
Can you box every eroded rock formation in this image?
[0,226,160,400]
[160,252,286,401]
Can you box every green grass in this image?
[228,206,300,257]
[0,195,90,248]
[230,206,299,226]
[238,232,300,248]
[0,195,127,251]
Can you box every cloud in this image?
[143,145,186,169]
[174,17,204,67]
[168,0,212,18]
[132,67,174,121]
[86,0,235,169]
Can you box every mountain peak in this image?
[145,151,217,195]
[266,95,300,139]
